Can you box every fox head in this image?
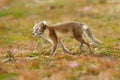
[32,20,47,36]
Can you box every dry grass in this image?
[0,0,12,8]
[0,0,120,80]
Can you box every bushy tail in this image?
[83,24,102,44]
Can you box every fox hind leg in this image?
[80,42,84,52]
[73,28,93,54]
[75,37,93,54]
[82,41,93,54]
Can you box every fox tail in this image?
[82,24,102,44]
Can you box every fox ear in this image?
[35,20,39,23]
[43,20,47,25]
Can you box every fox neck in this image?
[42,25,49,34]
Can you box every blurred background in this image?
[0,0,120,47]
[0,0,120,80]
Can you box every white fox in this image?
[33,21,102,55]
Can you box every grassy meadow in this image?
[0,0,120,80]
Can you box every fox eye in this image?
[36,28,38,30]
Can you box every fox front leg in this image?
[59,40,74,54]
[39,35,53,44]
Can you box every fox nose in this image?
[32,33,35,35]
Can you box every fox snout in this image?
[32,32,42,36]
[32,32,35,35]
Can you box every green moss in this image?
[0,73,17,80]
[0,10,9,17]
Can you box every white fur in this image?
[39,35,53,44]
[43,20,47,25]
[33,23,37,29]
[83,24,88,30]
